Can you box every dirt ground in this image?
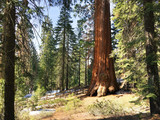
[42,93,160,120]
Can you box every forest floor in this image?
[40,89,160,120]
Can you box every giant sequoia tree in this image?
[87,0,119,97]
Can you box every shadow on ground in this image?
[97,113,160,120]
[97,114,142,120]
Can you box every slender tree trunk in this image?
[66,39,69,90]
[87,0,119,97]
[79,52,81,87]
[85,57,87,86]
[87,53,90,86]
[61,23,65,91]
[143,0,160,115]
[4,0,15,119]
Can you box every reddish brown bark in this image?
[87,0,119,97]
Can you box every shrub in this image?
[51,98,67,107]
[27,85,46,110]
[38,98,67,108]
[65,97,81,111]
[87,99,126,116]
[16,111,30,120]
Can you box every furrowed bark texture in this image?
[87,0,118,97]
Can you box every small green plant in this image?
[16,111,53,120]
[87,99,126,116]
[67,92,75,98]
[26,85,46,110]
[51,98,67,106]
[65,96,81,111]
[65,98,81,111]
[38,98,67,108]
[16,111,30,120]
[34,85,46,99]
[38,99,50,106]
[27,97,38,110]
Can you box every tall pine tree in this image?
[55,4,77,90]
[39,16,56,91]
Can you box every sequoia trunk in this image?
[87,0,118,97]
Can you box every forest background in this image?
[0,0,160,119]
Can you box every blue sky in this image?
[32,2,115,54]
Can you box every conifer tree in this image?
[112,0,146,89]
[75,0,95,87]
[4,0,16,119]
[112,0,160,115]
[39,16,56,91]
[143,0,160,114]
[2,0,43,119]
[55,4,77,90]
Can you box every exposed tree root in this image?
[87,77,118,97]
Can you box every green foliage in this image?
[146,93,157,99]
[24,85,46,110]
[62,94,82,111]
[51,98,67,106]
[15,90,31,119]
[75,1,94,87]
[0,79,4,119]
[39,16,57,90]
[112,0,147,95]
[16,111,30,120]
[65,97,81,111]
[87,99,126,116]
[37,93,81,111]
[112,0,160,104]
[38,98,67,107]
[15,42,39,95]
[54,4,80,89]
[16,110,53,120]
[35,85,46,99]
[15,91,28,109]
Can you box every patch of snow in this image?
[29,109,56,116]
[46,90,60,95]
[41,95,55,100]
[22,108,32,112]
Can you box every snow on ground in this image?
[29,109,56,116]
